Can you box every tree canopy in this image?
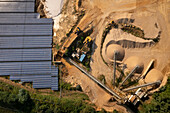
[140,77,170,113]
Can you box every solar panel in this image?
[20,75,52,82]
[0,13,40,19]
[51,76,58,90]
[33,78,52,88]
[0,24,53,36]
[0,48,52,62]
[0,0,58,90]
[0,36,52,48]
[0,2,35,12]
[0,0,35,2]
[0,18,53,24]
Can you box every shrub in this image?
[80,105,96,113]
[0,81,114,113]
[56,44,60,50]
[97,75,106,84]
[18,89,30,104]
[76,85,82,91]
[113,109,119,113]
[139,77,170,113]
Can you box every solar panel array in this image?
[0,0,58,90]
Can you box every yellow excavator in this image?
[83,36,92,45]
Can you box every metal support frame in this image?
[122,80,161,92]
[139,59,156,80]
[119,65,138,87]
[68,58,123,101]
[113,51,117,86]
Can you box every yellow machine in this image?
[83,36,92,44]
[75,27,81,35]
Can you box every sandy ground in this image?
[45,0,63,17]
[45,0,64,37]
[90,0,170,85]
[102,29,154,65]
[47,0,170,112]
[52,0,80,44]
[65,66,132,112]
[85,0,170,111]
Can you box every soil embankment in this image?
[48,0,170,112]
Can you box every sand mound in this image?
[105,29,154,48]
[145,69,164,83]
[124,56,144,73]
[106,43,125,62]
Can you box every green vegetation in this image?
[82,42,93,71]
[65,28,93,71]
[100,22,160,63]
[0,81,92,113]
[121,25,144,38]
[121,25,160,43]
[139,77,170,113]
[97,75,106,84]
[55,43,60,50]
[100,21,119,66]
[114,68,125,87]
[64,36,85,57]
[152,37,160,43]
[59,81,78,91]
[0,81,120,113]
[0,82,33,113]
[0,106,16,113]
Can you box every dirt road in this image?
[59,0,170,112]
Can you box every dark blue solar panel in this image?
[0,0,58,90]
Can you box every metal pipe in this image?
[113,52,117,85]
[119,66,138,87]
[122,80,161,92]
[140,59,156,80]
[68,58,122,100]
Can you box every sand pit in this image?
[51,0,170,112]
[45,0,63,17]
[102,43,125,64]
[145,69,164,83]
[89,0,170,110]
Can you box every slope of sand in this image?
[48,0,170,112]
[45,0,63,17]
[102,28,154,65]
[89,0,170,111]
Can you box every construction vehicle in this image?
[83,36,92,45]
[75,27,82,35]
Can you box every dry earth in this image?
[54,0,170,112]
[89,0,170,91]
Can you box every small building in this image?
[128,88,147,105]
[79,54,86,62]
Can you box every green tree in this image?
[18,89,30,104]
[80,105,95,113]
[140,77,170,113]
